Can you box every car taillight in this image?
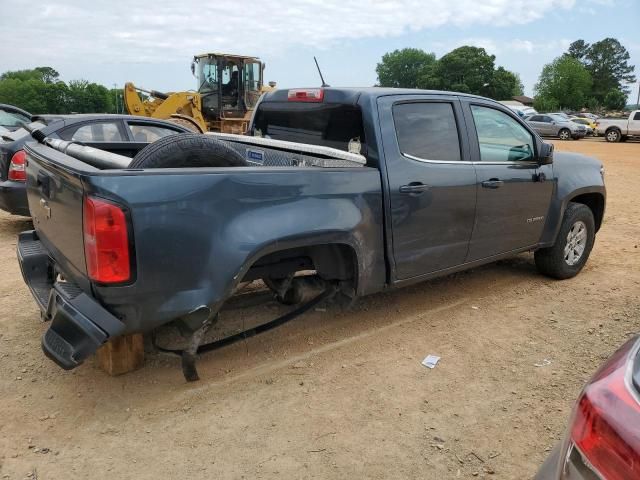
[568,337,640,480]
[287,88,324,102]
[8,150,26,181]
[83,196,131,284]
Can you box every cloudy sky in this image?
[1,0,638,101]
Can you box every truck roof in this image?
[261,87,499,105]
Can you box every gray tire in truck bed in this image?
[129,133,249,169]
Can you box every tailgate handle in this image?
[37,172,51,198]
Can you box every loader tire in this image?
[129,133,248,169]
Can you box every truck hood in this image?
[553,151,603,178]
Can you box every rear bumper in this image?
[17,230,125,370]
[0,179,29,216]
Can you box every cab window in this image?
[392,102,461,162]
[470,105,535,162]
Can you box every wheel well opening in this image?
[242,243,358,289]
[570,193,604,232]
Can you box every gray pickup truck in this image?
[17,88,606,380]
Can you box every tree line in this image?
[376,46,524,101]
[0,67,121,114]
[2,38,635,116]
[534,38,636,112]
[376,38,636,112]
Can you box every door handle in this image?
[399,182,430,194]
[481,179,504,189]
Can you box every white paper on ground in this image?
[422,355,440,369]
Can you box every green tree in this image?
[422,46,495,95]
[376,48,436,88]
[566,38,636,101]
[0,66,60,84]
[603,89,627,110]
[0,78,48,113]
[0,67,117,114]
[585,38,636,98]
[534,56,592,110]
[533,96,560,113]
[567,40,590,61]
[490,67,524,100]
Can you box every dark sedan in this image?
[0,114,191,216]
[0,104,32,132]
[535,335,640,479]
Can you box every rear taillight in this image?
[8,150,26,181]
[568,337,640,480]
[83,196,131,284]
[287,88,324,102]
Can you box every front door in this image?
[463,102,554,261]
[378,96,477,280]
[629,110,640,135]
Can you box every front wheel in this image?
[534,203,595,279]
[558,128,571,141]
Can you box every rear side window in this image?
[128,123,180,142]
[251,103,364,152]
[393,102,461,162]
[634,112,640,120]
[59,122,123,142]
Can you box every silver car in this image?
[525,113,586,140]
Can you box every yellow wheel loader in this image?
[124,53,275,134]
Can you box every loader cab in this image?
[193,53,263,125]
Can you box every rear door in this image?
[539,115,556,136]
[378,95,477,279]
[525,115,544,136]
[462,100,554,260]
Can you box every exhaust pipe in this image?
[43,138,132,169]
[23,123,132,170]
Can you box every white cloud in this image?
[0,0,576,66]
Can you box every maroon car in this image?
[535,335,640,479]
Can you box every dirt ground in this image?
[1,138,639,480]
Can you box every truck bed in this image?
[21,140,386,368]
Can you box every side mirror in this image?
[538,142,554,165]
[190,61,196,77]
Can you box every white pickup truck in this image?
[596,110,640,142]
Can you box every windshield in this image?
[196,57,219,93]
[0,109,30,129]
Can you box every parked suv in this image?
[525,114,586,140]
